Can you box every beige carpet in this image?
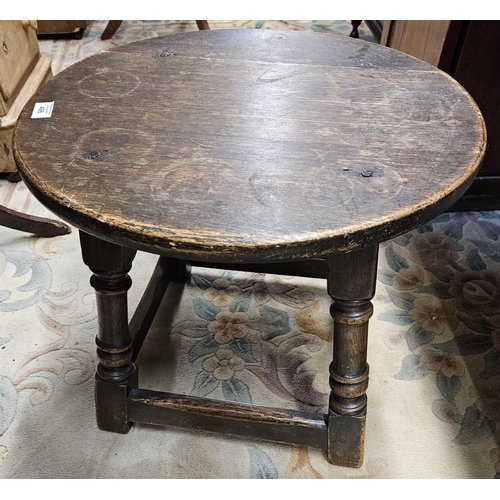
[0,21,499,479]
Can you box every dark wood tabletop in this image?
[14,30,486,263]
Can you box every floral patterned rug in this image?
[0,21,499,479]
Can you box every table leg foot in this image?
[95,367,138,433]
[327,411,366,467]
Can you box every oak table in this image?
[13,30,486,467]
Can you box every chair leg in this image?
[196,20,210,30]
[101,21,123,40]
[350,21,361,38]
[0,205,71,237]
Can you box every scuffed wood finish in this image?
[14,30,486,264]
[128,388,328,449]
[13,30,487,467]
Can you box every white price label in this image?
[31,101,54,119]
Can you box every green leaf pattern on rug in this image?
[436,372,461,403]
[377,269,395,285]
[247,445,279,479]
[229,291,252,313]
[188,336,219,363]
[378,310,414,325]
[387,288,414,310]
[172,320,209,338]
[386,243,409,272]
[454,405,495,445]
[193,297,220,321]
[191,371,219,397]
[177,269,315,405]
[467,248,487,271]
[380,212,500,460]
[229,338,258,363]
[394,354,429,380]
[222,378,252,404]
[249,305,291,340]
[404,323,434,351]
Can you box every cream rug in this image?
[0,21,499,479]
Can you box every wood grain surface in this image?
[127,388,328,449]
[14,30,486,263]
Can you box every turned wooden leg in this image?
[350,20,362,38]
[79,231,137,433]
[326,245,378,467]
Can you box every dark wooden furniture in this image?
[382,20,500,211]
[0,204,70,236]
[101,20,210,40]
[36,21,90,39]
[13,30,486,467]
[350,21,383,42]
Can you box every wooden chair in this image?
[0,205,70,236]
[101,20,210,40]
[350,21,383,42]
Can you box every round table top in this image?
[14,29,486,263]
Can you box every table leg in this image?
[79,231,137,433]
[326,245,378,467]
